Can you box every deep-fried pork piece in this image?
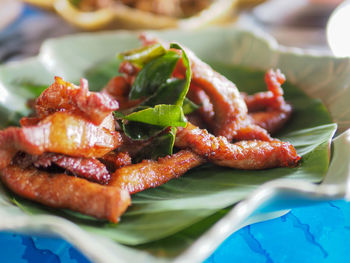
[1,165,131,223]
[244,69,286,111]
[141,34,272,141]
[36,77,119,125]
[0,112,122,169]
[103,76,142,110]
[19,117,41,127]
[104,76,130,97]
[187,50,249,140]
[116,133,154,158]
[109,150,204,194]
[118,61,140,86]
[243,69,293,134]
[249,110,292,135]
[34,153,110,184]
[187,51,277,142]
[99,151,132,172]
[175,123,300,169]
[187,83,215,128]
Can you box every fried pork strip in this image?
[99,151,132,172]
[175,123,300,169]
[34,153,110,184]
[0,112,122,169]
[109,150,204,194]
[187,83,215,128]
[103,75,142,110]
[36,77,119,125]
[187,51,249,139]
[243,69,293,134]
[141,34,272,141]
[1,165,131,223]
[249,110,292,135]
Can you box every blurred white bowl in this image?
[327,0,350,57]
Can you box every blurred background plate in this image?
[21,0,267,30]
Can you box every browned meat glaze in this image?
[0,112,121,170]
[141,34,273,142]
[109,150,205,194]
[249,110,292,135]
[187,83,215,128]
[19,116,41,127]
[243,69,293,134]
[99,151,132,173]
[185,49,252,141]
[36,77,119,125]
[102,75,142,110]
[1,165,131,223]
[0,39,303,223]
[175,122,300,169]
[34,153,110,184]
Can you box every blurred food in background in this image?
[21,0,268,30]
[2,0,346,63]
[72,0,212,18]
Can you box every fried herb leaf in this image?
[122,104,186,128]
[182,97,200,114]
[141,78,186,107]
[169,43,191,107]
[118,43,166,67]
[120,121,164,141]
[129,51,181,100]
[135,127,177,161]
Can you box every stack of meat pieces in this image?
[0,39,300,223]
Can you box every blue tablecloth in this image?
[1,4,349,263]
[1,200,350,263]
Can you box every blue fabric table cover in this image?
[1,200,350,263]
[1,4,349,263]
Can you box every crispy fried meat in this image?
[99,151,132,173]
[175,123,300,169]
[19,117,41,127]
[0,112,122,169]
[140,34,273,141]
[36,77,119,125]
[187,83,215,128]
[187,50,249,140]
[243,69,293,134]
[109,150,204,194]
[34,153,110,184]
[249,109,292,135]
[1,165,130,223]
[0,36,303,223]
[102,76,142,110]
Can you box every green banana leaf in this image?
[0,27,349,263]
